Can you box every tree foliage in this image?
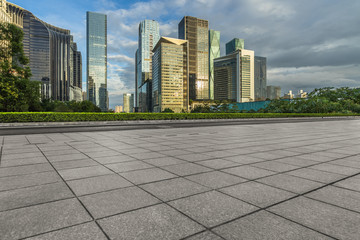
[265,87,360,113]
[0,22,40,112]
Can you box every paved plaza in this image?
[1,119,360,239]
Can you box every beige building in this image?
[0,0,10,23]
[296,89,308,98]
[123,93,134,113]
[115,105,123,113]
[283,90,294,99]
[214,49,255,103]
[152,37,189,113]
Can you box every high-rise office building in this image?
[152,37,189,113]
[254,56,267,101]
[71,42,82,89]
[115,105,123,113]
[123,93,134,113]
[5,1,80,101]
[179,16,209,100]
[135,20,160,112]
[226,38,244,55]
[267,85,281,100]
[87,12,107,111]
[214,49,254,102]
[209,30,220,100]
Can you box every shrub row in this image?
[0,112,359,123]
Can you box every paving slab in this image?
[26,222,107,240]
[196,159,240,169]
[58,165,112,181]
[0,163,53,177]
[52,159,99,170]
[186,171,246,189]
[141,177,210,201]
[269,197,360,240]
[67,174,133,196]
[79,186,160,218]
[98,204,204,240]
[310,163,360,176]
[120,167,177,184]
[185,231,223,240]
[220,181,296,208]
[213,211,331,240]
[0,182,73,211]
[92,154,136,164]
[105,160,153,173]
[251,161,300,172]
[143,156,187,167]
[0,198,91,239]
[169,191,258,227]
[0,156,48,167]
[257,174,324,194]
[334,175,360,192]
[285,168,345,183]
[161,163,212,176]
[222,165,276,180]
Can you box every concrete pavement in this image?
[1,119,360,239]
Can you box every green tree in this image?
[162,108,174,113]
[0,22,40,112]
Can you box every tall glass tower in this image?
[179,16,209,100]
[136,20,160,112]
[87,12,107,111]
[209,30,220,100]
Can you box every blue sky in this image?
[10,0,360,109]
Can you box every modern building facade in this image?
[152,37,189,113]
[226,38,244,55]
[71,42,82,89]
[209,29,220,100]
[214,49,255,102]
[1,0,11,23]
[179,16,209,100]
[115,105,123,113]
[87,12,107,111]
[135,20,160,112]
[254,56,267,101]
[123,93,134,113]
[267,85,281,100]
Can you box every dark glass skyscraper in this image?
[254,56,267,101]
[87,12,107,111]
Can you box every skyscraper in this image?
[267,86,281,100]
[136,20,160,112]
[254,56,267,101]
[214,49,255,102]
[123,93,134,113]
[179,16,209,100]
[87,12,107,111]
[152,37,189,113]
[209,30,220,100]
[226,38,244,55]
[5,1,80,101]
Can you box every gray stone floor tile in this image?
[0,171,61,192]
[0,182,73,211]
[42,149,80,156]
[0,163,53,177]
[161,163,212,176]
[68,174,133,196]
[141,177,210,201]
[310,163,360,175]
[203,150,238,158]
[334,175,360,192]
[196,159,240,169]
[275,157,319,167]
[0,156,48,167]
[80,186,160,218]
[213,211,331,240]
[176,153,215,162]
[220,181,296,208]
[224,155,265,164]
[184,231,222,240]
[169,191,258,227]
[0,198,91,239]
[331,158,360,169]
[247,152,284,160]
[161,149,191,156]
[58,165,112,181]
[306,185,360,212]
[1,151,43,160]
[222,165,276,180]
[52,159,99,170]
[143,156,186,167]
[129,152,166,160]
[26,222,107,240]
[105,160,153,173]
[92,154,136,164]
[47,153,89,162]
[120,167,177,184]
[85,150,122,158]
[98,204,204,240]
[285,168,345,183]
[257,174,323,194]
[186,171,246,189]
[269,197,360,240]
[251,161,300,172]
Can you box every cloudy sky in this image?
[11,0,360,108]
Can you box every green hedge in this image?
[0,112,359,123]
